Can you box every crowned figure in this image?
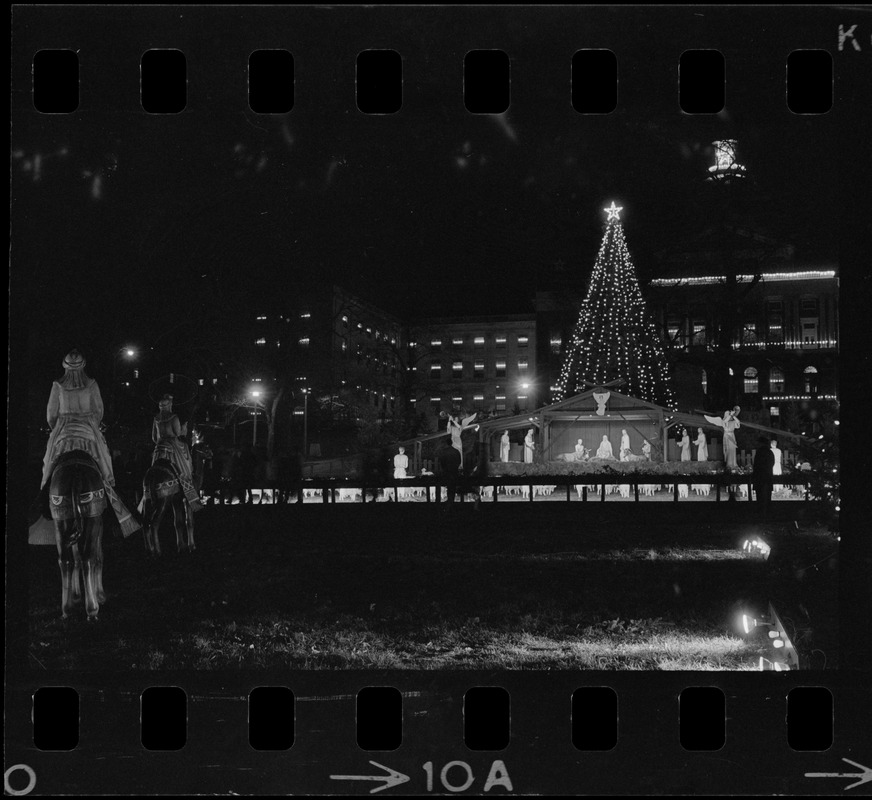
[40,349,139,534]
[151,394,203,510]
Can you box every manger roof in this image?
[477,389,807,442]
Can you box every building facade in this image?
[408,314,538,421]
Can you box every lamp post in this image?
[302,388,309,459]
[250,389,262,448]
[110,346,137,424]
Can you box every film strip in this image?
[8,5,871,796]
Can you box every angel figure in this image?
[704,406,741,469]
[447,412,480,469]
[592,390,610,416]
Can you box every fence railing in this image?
[233,473,812,504]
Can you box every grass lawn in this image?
[26,506,838,671]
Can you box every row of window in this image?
[340,314,398,346]
[423,395,530,412]
[420,334,530,350]
[429,359,529,379]
[701,365,820,395]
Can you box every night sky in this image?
[11,6,846,384]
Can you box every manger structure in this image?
[477,388,803,472]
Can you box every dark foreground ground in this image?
[25,504,838,671]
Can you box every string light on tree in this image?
[555,202,675,407]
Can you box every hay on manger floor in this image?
[489,460,727,477]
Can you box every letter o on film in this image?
[4,765,37,796]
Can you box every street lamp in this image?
[301,388,309,459]
[110,345,138,423]
[249,388,262,447]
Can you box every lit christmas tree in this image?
[556,202,675,407]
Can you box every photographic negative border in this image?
[8,5,871,795]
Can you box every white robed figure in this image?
[679,430,692,462]
[695,428,708,461]
[500,431,510,463]
[704,406,741,469]
[771,440,783,493]
[393,446,409,500]
[524,428,536,464]
[596,435,614,460]
[619,429,631,461]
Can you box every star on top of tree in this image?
[603,202,623,221]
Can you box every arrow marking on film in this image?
[330,761,410,794]
[806,758,872,790]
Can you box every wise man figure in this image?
[152,394,203,511]
[40,349,139,535]
[500,431,510,463]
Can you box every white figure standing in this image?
[642,439,652,461]
[704,406,741,469]
[524,428,536,464]
[393,446,408,479]
[680,429,692,462]
[500,430,510,463]
[392,446,409,500]
[695,428,708,461]
[771,439,783,493]
[619,429,631,461]
[596,435,614,459]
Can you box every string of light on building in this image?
[762,394,838,402]
[650,270,836,288]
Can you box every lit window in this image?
[473,394,484,408]
[452,396,463,403]
[518,336,529,347]
[517,395,529,411]
[518,358,528,373]
[212,378,218,385]
[452,361,463,376]
[256,315,267,321]
[430,338,442,348]
[452,336,464,346]
[495,335,507,346]
[474,360,484,378]
[804,366,818,394]
[550,335,562,354]
[742,319,758,344]
[198,378,204,386]
[744,367,758,393]
[495,395,506,411]
[701,369,707,394]
[255,337,267,346]
[496,360,506,378]
[474,336,485,347]
[767,299,783,340]
[133,369,139,379]
[298,337,310,347]
[667,316,686,347]
[430,364,442,377]
[769,366,784,394]
[342,315,349,326]
[691,320,706,346]
[300,312,311,319]
[770,406,780,417]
